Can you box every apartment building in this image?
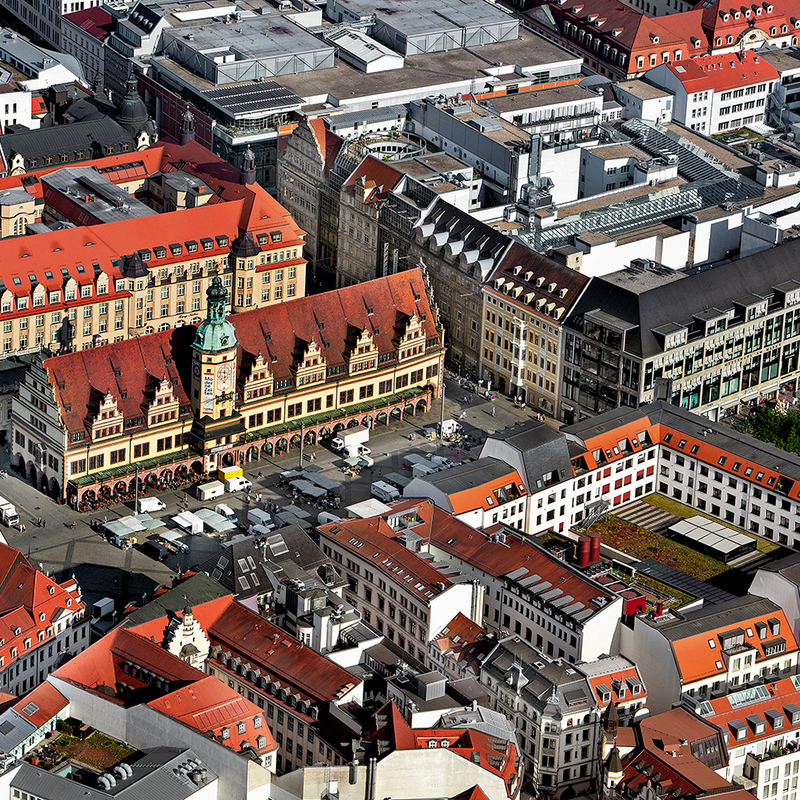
[316,504,485,665]
[60,7,114,85]
[621,596,798,713]
[701,677,800,800]
[121,577,362,777]
[404,457,528,531]
[19,268,443,505]
[0,138,306,358]
[0,542,88,696]
[481,242,589,415]
[562,241,800,423]
[648,51,779,135]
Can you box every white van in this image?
[137,497,166,514]
[225,476,252,492]
[371,481,400,503]
[215,504,237,524]
[197,480,225,501]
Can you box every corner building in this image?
[16,268,444,505]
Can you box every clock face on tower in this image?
[218,362,233,392]
[192,362,201,380]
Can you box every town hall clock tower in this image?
[189,277,245,466]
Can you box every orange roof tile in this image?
[12,682,68,729]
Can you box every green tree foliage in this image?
[738,405,800,455]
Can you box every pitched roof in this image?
[148,674,277,754]
[344,155,403,203]
[645,596,797,683]
[364,701,518,790]
[207,600,359,703]
[486,242,589,326]
[433,612,494,675]
[47,267,436,437]
[53,627,201,704]
[378,499,616,620]
[568,238,800,360]
[408,457,526,514]
[11,681,68,729]
[664,50,779,93]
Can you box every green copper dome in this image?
[193,277,237,353]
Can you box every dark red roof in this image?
[63,7,115,41]
[46,268,440,437]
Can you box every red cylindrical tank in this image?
[655,601,664,617]
[589,531,601,563]
[578,536,591,568]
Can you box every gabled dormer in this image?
[243,351,274,402]
[90,390,122,438]
[293,338,326,387]
[347,327,377,375]
[145,375,179,425]
[396,312,425,362]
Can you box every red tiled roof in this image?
[703,677,800,748]
[63,7,115,41]
[486,242,590,326]
[433,613,494,675]
[365,701,518,792]
[398,501,615,611]
[585,666,646,708]
[670,610,796,683]
[12,682,68,729]
[206,600,358,704]
[308,118,344,176]
[621,708,730,795]
[318,511,456,602]
[663,50,779,93]
[53,627,200,703]
[46,268,439,438]
[343,155,403,203]
[148,674,277,755]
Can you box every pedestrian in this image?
[492,406,496,417]
[42,518,45,528]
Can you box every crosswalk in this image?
[612,500,680,535]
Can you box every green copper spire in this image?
[194,277,237,353]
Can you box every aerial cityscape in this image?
[0,0,795,797]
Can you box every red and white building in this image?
[648,50,780,134]
[0,542,88,697]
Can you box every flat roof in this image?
[265,31,578,105]
[552,177,685,218]
[164,15,331,60]
[616,79,673,100]
[488,84,600,112]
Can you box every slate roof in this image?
[486,419,573,492]
[0,117,134,164]
[567,238,800,360]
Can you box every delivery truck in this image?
[0,496,18,527]
[218,465,243,482]
[331,425,369,453]
[197,480,225,501]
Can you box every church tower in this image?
[189,277,245,466]
[179,104,196,146]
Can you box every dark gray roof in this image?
[756,551,800,585]
[10,747,216,800]
[642,401,800,484]
[420,457,519,494]
[118,572,229,629]
[490,420,573,489]
[567,238,800,360]
[0,117,134,163]
[645,595,781,641]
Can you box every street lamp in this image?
[134,463,140,513]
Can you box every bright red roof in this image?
[12,682,68,729]
[433,613,494,676]
[664,50,779,93]
[63,7,115,41]
[148,674,277,755]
